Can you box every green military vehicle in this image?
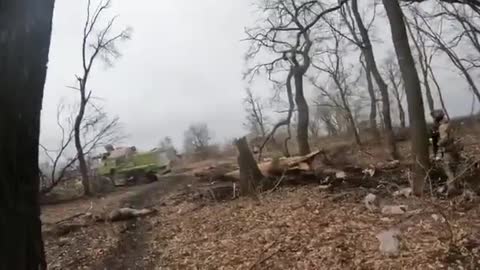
[97,146,176,186]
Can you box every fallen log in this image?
[225,150,323,180]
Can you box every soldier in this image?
[432,110,462,195]
[430,110,444,159]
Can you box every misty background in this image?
[40,0,478,153]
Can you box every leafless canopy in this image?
[40,100,122,193]
[73,0,131,195]
[183,123,212,154]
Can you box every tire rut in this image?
[92,175,191,270]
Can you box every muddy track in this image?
[92,175,192,270]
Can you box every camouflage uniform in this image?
[438,119,462,194]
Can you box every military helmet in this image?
[431,109,445,122]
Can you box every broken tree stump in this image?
[235,137,264,196]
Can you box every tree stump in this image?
[234,137,264,196]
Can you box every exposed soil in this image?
[42,175,194,269]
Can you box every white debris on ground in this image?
[376,228,401,257]
[381,205,408,215]
[364,193,379,212]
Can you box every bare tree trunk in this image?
[383,0,430,196]
[0,1,54,268]
[338,88,361,145]
[351,0,397,158]
[74,89,91,196]
[294,72,311,155]
[362,59,380,139]
[428,65,450,120]
[235,137,263,196]
[257,68,295,160]
[417,14,480,104]
[405,19,435,113]
[391,82,407,128]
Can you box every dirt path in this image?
[44,175,193,270]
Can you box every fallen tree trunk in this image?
[226,150,322,180]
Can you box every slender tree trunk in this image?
[428,65,450,120]
[364,63,380,139]
[377,100,385,130]
[405,20,435,113]
[340,92,361,145]
[383,0,430,196]
[74,91,91,195]
[352,0,397,158]
[391,82,407,128]
[0,1,55,268]
[422,73,435,113]
[235,137,263,196]
[294,71,311,155]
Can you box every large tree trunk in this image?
[352,0,397,159]
[383,0,430,196]
[235,137,263,196]
[0,1,55,268]
[74,94,91,196]
[294,72,311,155]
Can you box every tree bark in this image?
[235,137,263,196]
[294,71,311,155]
[383,0,430,196]
[74,88,91,196]
[0,0,54,268]
[351,0,397,159]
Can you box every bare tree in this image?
[318,105,341,136]
[405,12,436,113]
[382,0,430,195]
[73,0,131,195]
[404,7,449,118]
[0,1,55,268]
[40,102,122,194]
[412,7,480,104]
[438,2,480,68]
[256,69,295,159]
[332,0,398,158]
[359,54,379,138]
[39,102,77,193]
[244,88,269,138]
[383,54,407,128]
[158,136,176,152]
[183,123,212,154]
[245,0,349,155]
[309,106,323,139]
[311,28,362,145]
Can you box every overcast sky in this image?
[41,0,478,153]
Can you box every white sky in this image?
[40,0,478,153]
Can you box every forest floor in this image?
[42,127,480,270]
